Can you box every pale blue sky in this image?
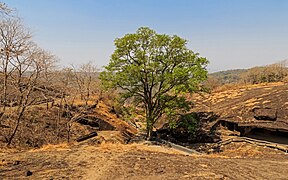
[4,0,288,72]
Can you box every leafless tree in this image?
[0,18,32,120]
[72,62,99,106]
[7,44,56,145]
[242,60,288,84]
[0,2,12,16]
[50,67,75,143]
[0,17,56,145]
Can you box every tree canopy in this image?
[100,27,208,138]
[0,2,12,16]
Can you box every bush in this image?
[242,61,288,84]
[202,76,221,92]
[283,75,288,83]
[169,113,199,136]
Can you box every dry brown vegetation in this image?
[205,60,288,92]
[0,14,131,148]
[1,3,288,179]
[1,142,287,179]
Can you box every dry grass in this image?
[217,142,283,158]
[262,100,271,104]
[221,144,263,157]
[0,147,20,154]
[244,98,259,107]
[72,99,98,106]
[213,83,245,93]
[29,143,71,152]
[213,82,284,93]
[95,142,191,155]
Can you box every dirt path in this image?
[83,150,288,180]
[1,143,288,179]
[82,146,123,179]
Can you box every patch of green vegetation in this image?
[169,113,199,136]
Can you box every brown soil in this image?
[0,99,136,148]
[1,82,287,179]
[1,142,287,179]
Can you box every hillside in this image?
[1,81,288,179]
[193,82,288,126]
[191,82,288,146]
[208,61,288,85]
[0,97,136,148]
[2,2,288,179]
[209,69,247,84]
[1,142,287,179]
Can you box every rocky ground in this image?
[1,83,288,179]
[1,139,288,180]
[192,82,288,125]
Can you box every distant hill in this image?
[209,60,288,85]
[209,69,248,84]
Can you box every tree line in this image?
[205,61,288,91]
[1,5,208,144]
[0,4,101,146]
[2,1,286,146]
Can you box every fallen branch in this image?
[76,131,98,142]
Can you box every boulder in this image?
[253,108,277,121]
[76,131,98,142]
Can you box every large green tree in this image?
[100,27,208,138]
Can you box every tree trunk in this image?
[7,111,23,146]
[7,121,19,146]
[146,117,153,140]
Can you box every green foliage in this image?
[100,27,208,137]
[169,113,199,135]
[168,119,178,130]
[179,113,199,134]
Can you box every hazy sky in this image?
[5,0,288,72]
